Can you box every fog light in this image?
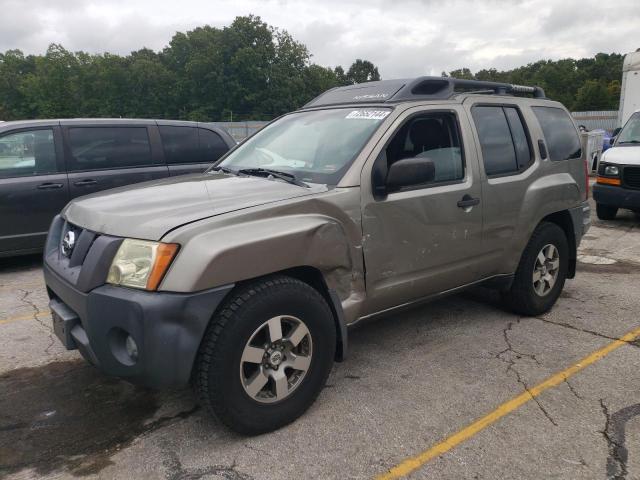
[125,335,139,361]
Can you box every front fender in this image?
[160,214,356,294]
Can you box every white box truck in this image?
[618,49,640,127]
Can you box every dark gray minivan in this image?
[0,119,235,257]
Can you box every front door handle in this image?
[74,179,98,186]
[37,182,63,190]
[457,195,480,209]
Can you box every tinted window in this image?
[68,127,152,171]
[199,128,228,163]
[0,129,57,178]
[504,107,532,170]
[385,112,464,184]
[159,126,200,164]
[532,107,581,161]
[472,106,518,175]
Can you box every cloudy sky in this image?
[2,0,639,77]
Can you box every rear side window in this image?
[159,126,200,164]
[472,106,532,176]
[68,127,153,171]
[199,128,228,163]
[0,129,58,178]
[532,107,581,161]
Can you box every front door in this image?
[361,107,485,315]
[0,127,69,254]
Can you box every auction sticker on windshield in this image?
[345,110,390,120]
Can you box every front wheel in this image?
[596,203,618,220]
[503,222,569,316]
[193,275,336,434]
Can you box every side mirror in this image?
[609,137,616,145]
[386,157,435,192]
[612,127,622,137]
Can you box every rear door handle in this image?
[74,179,97,186]
[457,195,480,208]
[37,182,63,190]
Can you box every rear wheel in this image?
[193,275,336,434]
[596,203,618,220]
[503,222,568,316]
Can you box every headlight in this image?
[107,239,179,290]
[604,165,619,176]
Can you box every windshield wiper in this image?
[618,140,640,144]
[209,166,237,175]
[237,168,309,188]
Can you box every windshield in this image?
[617,112,640,145]
[215,108,391,185]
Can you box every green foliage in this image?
[446,53,624,110]
[0,15,380,121]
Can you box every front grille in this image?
[623,166,640,190]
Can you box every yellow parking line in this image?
[0,310,50,325]
[376,326,640,480]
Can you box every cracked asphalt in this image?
[1,202,639,480]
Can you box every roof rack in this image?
[303,76,546,108]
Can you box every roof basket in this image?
[303,76,545,108]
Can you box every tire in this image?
[596,203,618,220]
[193,275,336,434]
[503,222,569,316]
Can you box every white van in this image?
[592,110,640,219]
[618,50,640,127]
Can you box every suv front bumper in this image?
[44,261,233,388]
[592,184,640,210]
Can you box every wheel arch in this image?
[201,266,348,365]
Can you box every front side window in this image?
[532,106,581,161]
[384,112,464,184]
[216,108,390,185]
[68,127,153,171]
[616,112,640,146]
[159,126,200,164]
[0,129,57,179]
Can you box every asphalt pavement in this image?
[1,205,639,480]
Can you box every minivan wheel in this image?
[503,222,568,316]
[596,203,618,220]
[193,275,336,435]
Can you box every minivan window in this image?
[472,106,523,176]
[159,126,200,164]
[532,107,581,161]
[616,112,640,145]
[199,128,227,163]
[0,129,57,178]
[68,127,153,171]
[216,108,390,185]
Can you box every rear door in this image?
[63,124,169,198]
[159,125,230,176]
[0,126,69,254]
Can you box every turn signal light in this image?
[596,176,621,186]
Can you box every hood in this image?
[63,173,327,240]
[601,145,640,166]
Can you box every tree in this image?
[573,80,616,111]
[345,59,380,84]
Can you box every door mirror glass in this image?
[386,157,435,191]
[612,127,622,138]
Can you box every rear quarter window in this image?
[532,107,581,161]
